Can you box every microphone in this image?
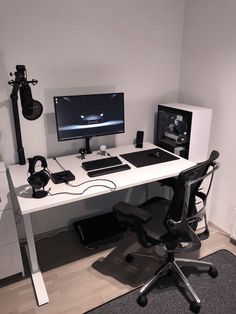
[20,82,43,120]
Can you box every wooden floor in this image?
[0,226,235,314]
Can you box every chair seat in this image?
[140,197,197,246]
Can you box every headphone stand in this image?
[32,188,48,199]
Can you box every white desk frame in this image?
[8,143,195,306]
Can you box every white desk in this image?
[8,142,195,306]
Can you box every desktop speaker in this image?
[27,155,50,198]
[135,131,144,148]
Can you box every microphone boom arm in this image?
[10,84,26,164]
[8,65,41,165]
[9,67,26,165]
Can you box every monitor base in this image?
[85,136,92,154]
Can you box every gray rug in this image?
[86,250,236,314]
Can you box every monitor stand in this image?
[85,136,92,154]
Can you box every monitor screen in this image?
[54,92,125,141]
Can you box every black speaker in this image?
[135,131,144,148]
[27,155,50,198]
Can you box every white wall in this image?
[0,0,186,236]
[179,0,236,233]
[0,0,185,164]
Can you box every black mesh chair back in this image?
[168,150,219,222]
[165,150,219,252]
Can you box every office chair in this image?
[113,151,219,313]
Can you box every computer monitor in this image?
[54,92,125,152]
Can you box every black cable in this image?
[47,178,117,196]
[53,157,66,170]
[48,157,117,196]
[66,178,116,188]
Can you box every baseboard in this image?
[199,221,236,246]
[208,221,230,236]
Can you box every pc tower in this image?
[156,103,212,163]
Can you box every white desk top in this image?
[8,143,195,215]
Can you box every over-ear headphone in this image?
[27,155,50,198]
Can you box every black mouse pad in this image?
[120,148,179,168]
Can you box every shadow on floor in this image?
[0,229,118,288]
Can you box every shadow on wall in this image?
[0,50,10,94]
[0,100,16,163]
[44,85,118,158]
[178,91,206,108]
[0,55,20,164]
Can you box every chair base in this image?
[127,252,218,313]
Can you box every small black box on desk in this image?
[74,212,126,249]
[50,170,75,184]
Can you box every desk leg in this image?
[24,214,49,306]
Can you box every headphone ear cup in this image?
[28,170,49,189]
[37,170,50,188]
[27,174,42,189]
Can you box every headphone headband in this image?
[28,155,48,175]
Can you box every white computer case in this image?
[156,103,212,163]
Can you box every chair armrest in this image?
[113,201,152,223]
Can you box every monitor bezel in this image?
[54,92,125,142]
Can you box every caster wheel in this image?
[137,295,148,307]
[190,302,201,313]
[208,266,218,278]
[125,254,134,263]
